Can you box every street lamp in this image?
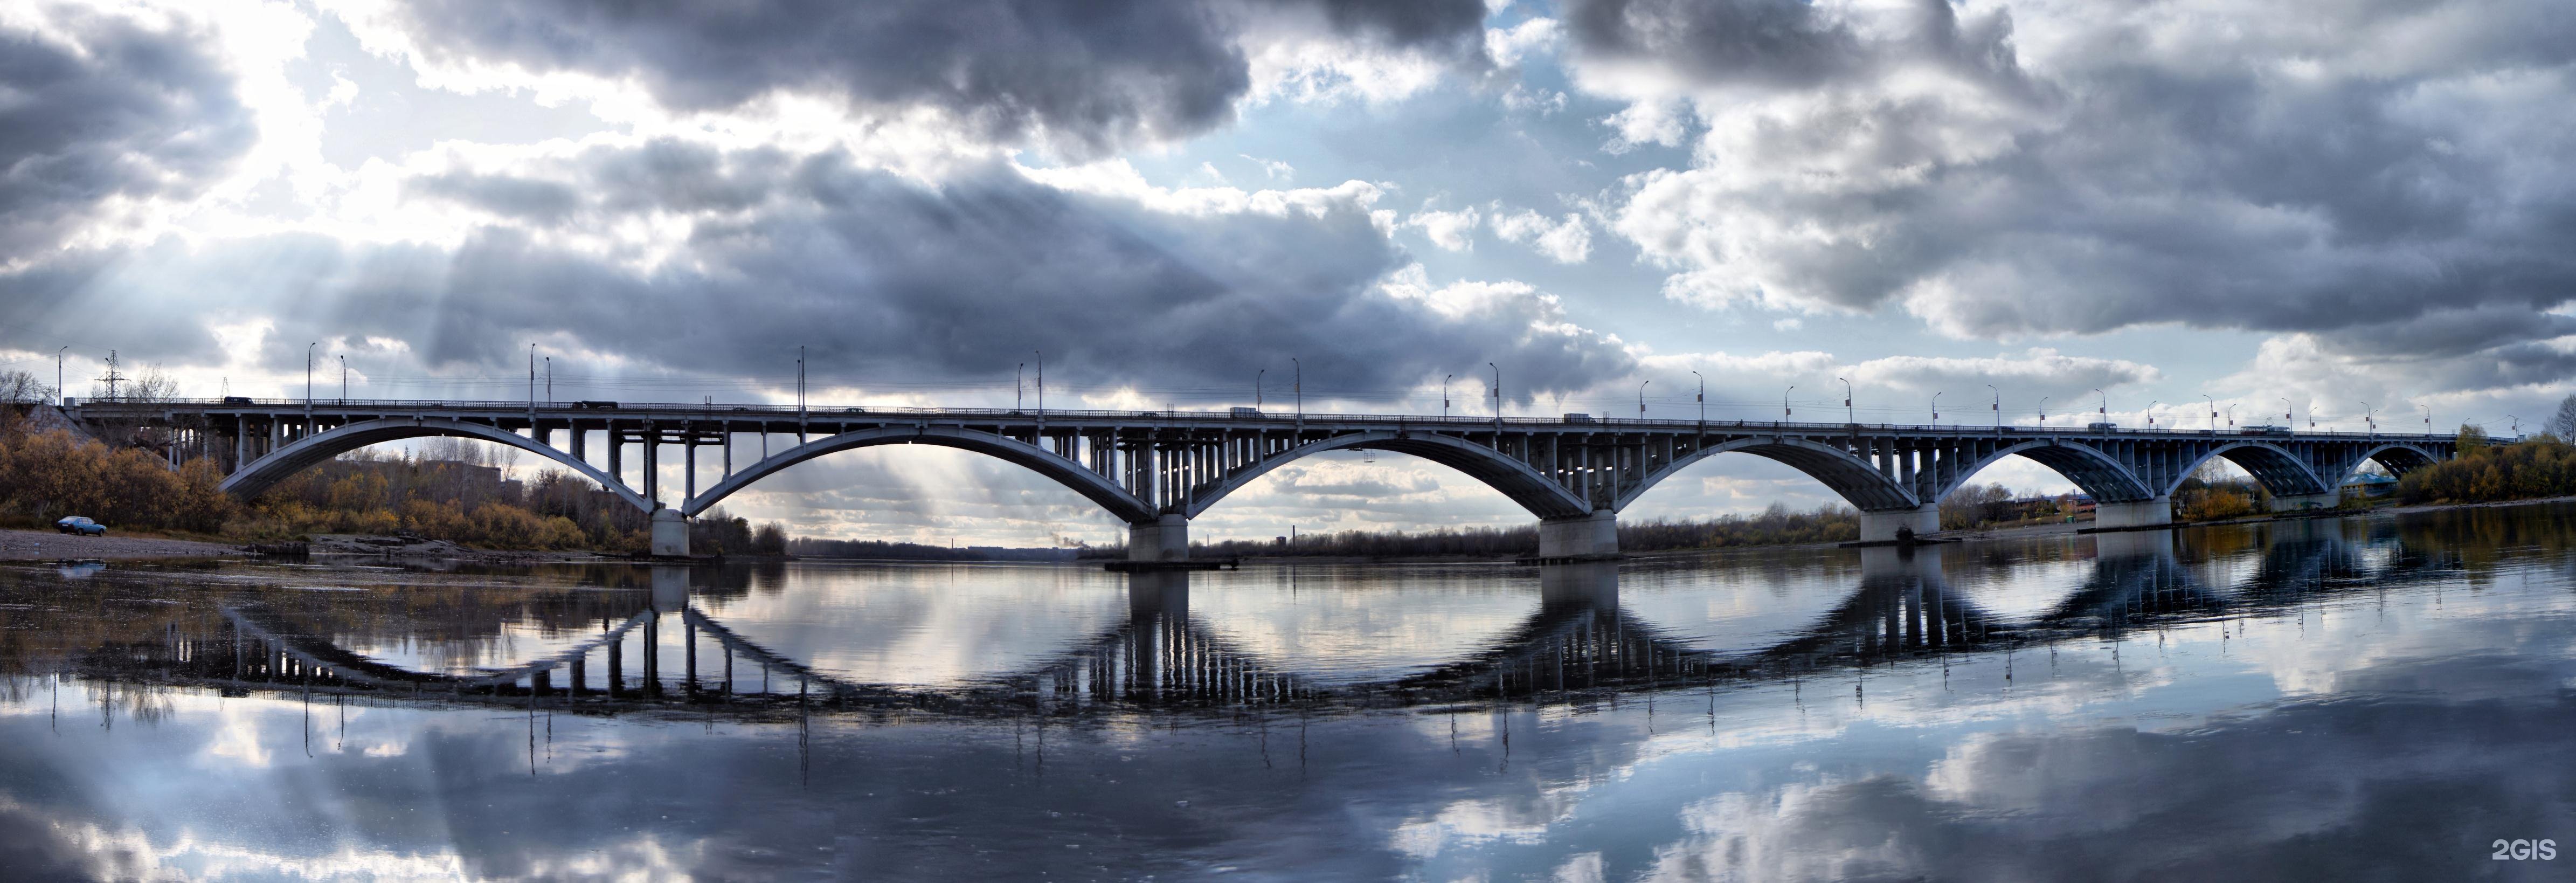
[1259,368,1269,412]
[2202,394,2216,432]
[1784,384,1795,419]
[1294,357,1303,419]
[2144,401,2159,427]
[2095,388,2107,425]
[2226,404,2235,428]
[1931,391,1942,424]
[1837,376,1853,424]
[1691,370,1707,423]
[2039,396,2049,427]
[339,355,348,403]
[2508,414,2520,437]
[1488,362,1500,428]
[2423,403,2432,434]
[1033,350,1043,418]
[56,347,66,405]
[1441,373,1450,418]
[1985,384,1999,428]
[1638,380,1650,420]
[1016,362,1026,412]
[2360,401,2375,434]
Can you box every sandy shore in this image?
[0,528,243,561]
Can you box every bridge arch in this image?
[1182,431,1591,520]
[1931,439,2157,504]
[684,425,1157,522]
[220,418,654,513]
[2164,441,2335,498]
[2326,442,2441,486]
[1610,436,1920,512]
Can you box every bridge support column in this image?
[2268,492,2337,513]
[1538,509,1618,560]
[2094,496,2172,529]
[1858,505,1940,543]
[1128,514,1189,561]
[650,508,690,557]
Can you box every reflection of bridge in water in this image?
[79,522,2430,715]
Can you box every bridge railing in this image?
[64,397,2459,442]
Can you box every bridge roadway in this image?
[66,397,2457,557]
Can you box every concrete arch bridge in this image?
[70,398,2456,558]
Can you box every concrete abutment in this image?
[1858,505,1941,543]
[2094,496,2174,529]
[1538,509,1619,560]
[650,508,690,557]
[1128,514,1190,561]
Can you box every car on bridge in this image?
[573,400,619,410]
[2241,425,2291,436]
[53,516,107,536]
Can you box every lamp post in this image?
[340,355,348,403]
[2423,403,2432,434]
[56,347,66,404]
[2508,414,2520,437]
[1931,391,1942,424]
[1783,385,1795,419]
[2095,388,2107,426]
[305,342,317,432]
[1016,363,1026,412]
[2226,404,2235,428]
[2203,394,2216,432]
[2360,401,2375,434]
[1638,380,1650,420]
[1837,376,1852,424]
[1294,358,1303,420]
[1441,373,1450,418]
[2145,401,2159,427]
[1488,362,1500,429]
[1691,370,1705,423]
[1985,384,1999,429]
[2038,396,2048,428]
[544,356,551,404]
[1260,368,1269,412]
[1034,350,1043,418]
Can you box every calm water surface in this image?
[4,504,2575,880]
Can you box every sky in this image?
[2,0,2572,546]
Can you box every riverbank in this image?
[0,528,241,561]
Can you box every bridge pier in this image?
[1538,509,1619,560]
[2268,492,2338,513]
[1537,560,1619,608]
[2094,496,2173,529]
[650,508,691,557]
[1128,514,1189,561]
[1858,504,1940,542]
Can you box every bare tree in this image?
[0,369,56,404]
[2550,394,2576,440]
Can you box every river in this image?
[2,503,2572,880]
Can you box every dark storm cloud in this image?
[377,0,1491,156]
[1585,0,2576,378]
[0,9,254,263]
[1566,0,2027,92]
[12,139,1632,399]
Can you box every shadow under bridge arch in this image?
[219,417,654,513]
[2166,441,2335,498]
[683,425,1158,522]
[1180,430,1591,520]
[1611,436,1920,512]
[1931,439,2157,504]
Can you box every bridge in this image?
[63,396,2456,557]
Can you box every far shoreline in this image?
[6,494,2568,568]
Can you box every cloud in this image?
[1567,0,2576,392]
[0,5,256,264]
[1405,204,1483,251]
[331,0,1493,157]
[3,139,1635,405]
[1488,207,1591,263]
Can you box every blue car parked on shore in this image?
[54,516,107,536]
